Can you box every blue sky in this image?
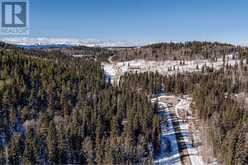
[10,0,248,44]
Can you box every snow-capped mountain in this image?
[1,37,147,48]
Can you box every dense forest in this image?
[0,41,247,164]
[0,47,160,164]
[192,72,248,165]
[119,65,248,164]
[113,41,239,61]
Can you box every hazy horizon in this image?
[1,0,248,45]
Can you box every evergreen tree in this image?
[47,120,59,163]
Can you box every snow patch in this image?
[102,54,240,81]
[152,96,182,165]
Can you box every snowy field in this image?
[102,63,117,83]
[102,54,239,81]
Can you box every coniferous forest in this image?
[121,70,248,164]
[0,42,247,164]
[0,46,159,164]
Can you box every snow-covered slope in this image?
[1,37,146,48]
[102,54,239,80]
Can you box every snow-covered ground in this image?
[152,97,182,165]
[102,58,220,165]
[102,61,129,84]
[175,97,205,165]
[175,97,219,165]
[102,63,117,83]
[102,54,239,78]
[151,94,215,165]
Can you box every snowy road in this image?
[175,98,205,165]
[153,95,205,165]
[102,60,207,164]
[152,98,182,165]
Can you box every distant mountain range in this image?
[1,37,148,48]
